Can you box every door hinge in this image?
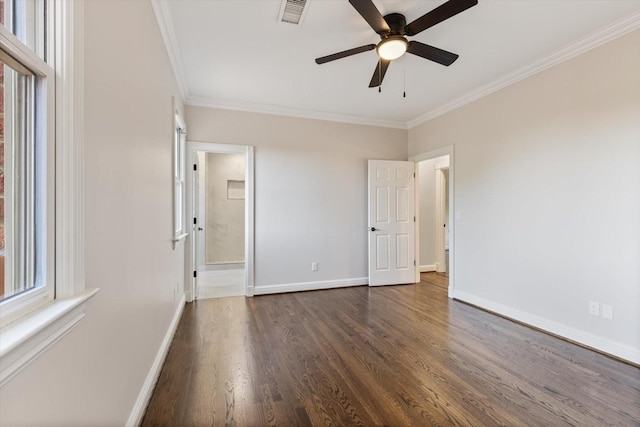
[414,260,416,266]
[193,271,197,278]
[414,216,416,222]
[413,172,416,178]
[193,164,197,171]
[193,217,197,225]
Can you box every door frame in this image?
[409,145,455,298]
[185,141,255,301]
[435,163,448,273]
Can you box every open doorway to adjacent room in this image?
[411,146,454,297]
[187,142,254,300]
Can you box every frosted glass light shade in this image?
[377,37,408,60]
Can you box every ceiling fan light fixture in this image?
[377,36,408,60]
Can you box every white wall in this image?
[205,152,245,264]
[186,107,407,292]
[0,1,187,425]
[409,30,640,363]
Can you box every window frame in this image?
[0,19,55,327]
[173,111,187,246]
[0,0,97,387]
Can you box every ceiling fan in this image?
[315,0,478,88]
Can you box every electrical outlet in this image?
[311,262,318,271]
[602,304,614,320]
[589,301,600,316]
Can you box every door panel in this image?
[368,160,416,286]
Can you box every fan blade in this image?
[407,41,459,66]
[405,0,477,36]
[315,44,376,64]
[369,59,390,88]
[349,0,390,34]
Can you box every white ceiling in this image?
[160,0,640,128]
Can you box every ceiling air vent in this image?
[278,0,309,25]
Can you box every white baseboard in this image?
[126,294,186,427]
[453,290,640,365]
[254,277,368,295]
[420,265,436,272]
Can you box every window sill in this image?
[0,288,99,387]
[172,232,188,249]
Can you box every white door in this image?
[191,154,200,299]
[196,152,206,269]
[368,160,416,286]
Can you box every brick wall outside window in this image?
[0,0,5,297]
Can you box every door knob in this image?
[369,227,377,232]
[198,227,203,231]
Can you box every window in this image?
[0,0,95,386]
[0,0,54,325]
[173,112,187,243]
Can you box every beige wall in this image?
[0,1,187,425]
[2,7,637,427]
[205,152,245,264]
[186,107,407,289]
[409,30,640,361]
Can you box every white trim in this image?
[152,8,640,130]
[0,0,94,387]
[434,167,446,274]
[407,11,640,129]
[184,12,640,130]
[55,0,85,298]
[186,96,408,130]
[409,145,455,298]
[189,141,249,154]
[126,295,186,427]
[453,290,640,365]
[245,146,256,297]
[186,142,255,299]
[150,0,189,101]
[0,289,99,386]
[171,233,188,250]
[419,265,436,273]
[254,277,368,295]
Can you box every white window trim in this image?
[0,12,55,327]
[172,108,187,248]
[0,0,98,387]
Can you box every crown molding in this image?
[407,10,640,129]
[153,2,639,131]
[151,0,190,101]
[186,96,409,130]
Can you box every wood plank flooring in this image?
[142,273,640,426]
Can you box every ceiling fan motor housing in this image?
[381,13,407,37]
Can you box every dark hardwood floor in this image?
[142,273,640,426]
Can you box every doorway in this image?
[186,142,254,301]
[410,146,455,297]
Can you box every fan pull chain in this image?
[403,66,406,98]
[378,59,382,93]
